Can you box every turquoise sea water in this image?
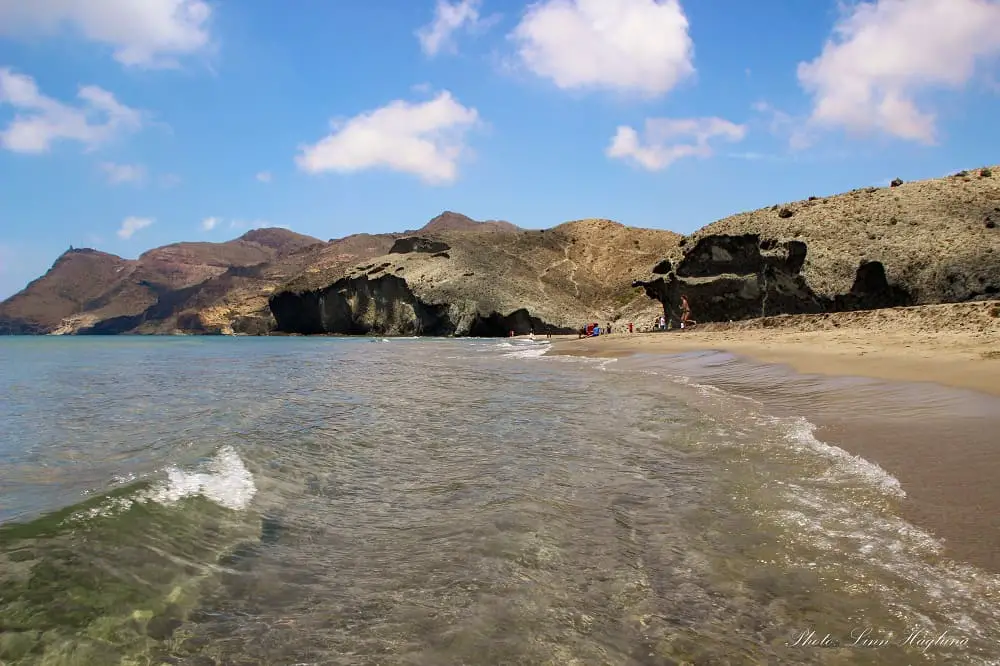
[0,336,998,665]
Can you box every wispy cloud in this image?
[117,216,152,239]
[607,117,746,171]
[159,173,181,188]
[255,170,272,183]
[100,161,146,184]
[416,0,497,57]
[0,68,143,154]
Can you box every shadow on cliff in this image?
[635,234,915,326]
[76,264,272,335]
[269,274,573,337]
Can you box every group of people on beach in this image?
[514,295,694,340]
[578,321,635,338]
[582,294,693,337]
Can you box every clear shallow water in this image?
[0,337,998,665]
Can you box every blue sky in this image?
[1,0,999,299]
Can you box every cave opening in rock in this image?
[467,308,574,337]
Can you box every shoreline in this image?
[548,310,1000,572]
[547,302,1000,397]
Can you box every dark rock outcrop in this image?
[634,234,914,326]
[388,237,451,255]
[466,308,574,336]
[269,274,573,337]
[651,259,671,275]
[270,274,450,335]
[832,261,912,311]
[891,178,904,187]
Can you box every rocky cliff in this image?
[269,218,680,336]
[634,166,1000,326]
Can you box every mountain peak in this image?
[237,227,325,253]
[417,211,520,234]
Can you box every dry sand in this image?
[550,301,1000,397]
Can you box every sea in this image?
[0,336,998,665]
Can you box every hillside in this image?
[271,219,680,335]
[634,166,1000,325]
[0,249,136,334]
[0,230,329,335]
[3,166,998,336]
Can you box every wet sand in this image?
[546,309,1000,572]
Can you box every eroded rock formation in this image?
[269,274,574,336]
[270,274,451,335]
[388,237,451,255]
[635,234,916,325]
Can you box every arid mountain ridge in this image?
[1,167,998,336]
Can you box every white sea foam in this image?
[777,416,905,499]
[500,339,552,359]
[503,345,551,359]
[149,445,257,510]
[67,445,257,522]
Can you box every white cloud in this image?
[201,216,220,231]
[0,0,212,69]
[117,216,152,240]
[417,0,484,56]
[296,91,480,185]
[255,170,272,183]
[797,0,1000,144]
[0,68,142,153]
[606,117,746,171]
[509,0,694,97]
[100,161,146,184]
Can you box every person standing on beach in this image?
[680,294,691,329]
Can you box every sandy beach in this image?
[549,301,1000,397]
